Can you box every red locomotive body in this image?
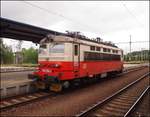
[31,33,123,91]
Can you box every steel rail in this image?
[0,92,55,111]
[76,72,149,117]
[124,86,149,117]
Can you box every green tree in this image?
[0,39,4,64]
[22,47,38,64]
[123,50,150,62]
[0,39,14,64]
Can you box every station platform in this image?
[0,70,36,99]
[0,66,35,73]
[0,79,35,98]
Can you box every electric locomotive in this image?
[29,32,123,92]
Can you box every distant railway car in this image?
[30,32,123,92]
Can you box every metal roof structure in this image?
[0,17,65,43]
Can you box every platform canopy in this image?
[0,17,66,43]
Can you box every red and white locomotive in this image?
[31,32,123,91]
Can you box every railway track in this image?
[130,88,150,116]
[124,86,149,117]
[0,66,147,112]
[76,72,149,117]
[0,91,55,111]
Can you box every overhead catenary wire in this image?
[121,2,145,27]
[21,1,146,36]
[22,1,99,33]
[21,1,137,41]
[115,41,149,44]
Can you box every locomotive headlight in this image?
[52,64,60,68]
[54,64,59,68]
[45,69,50,72]
[35,68,39,71]
[42,69,46,72]
[42,69,51,73]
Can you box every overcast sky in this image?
[1,1,149,54]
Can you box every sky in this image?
[1,1,149,54]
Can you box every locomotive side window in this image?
[84,52,121,61]
[74,45,78,56]
[103,48,107,52]
[90,46,95,51]
[107,49,110,52]
[96,47,101,51]
[112,50,118,53]
[49,43,64,53]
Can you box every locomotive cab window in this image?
[74,45,78,56]
[40,44,46,49]
[39,44,47,54]
[49,43,64,53]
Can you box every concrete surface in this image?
[0,66,35,73]
[0,79,35,98]
[124,64,142,68]
[0,71,36,98]
[1,71,33,81]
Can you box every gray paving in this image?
[0,71,33,81]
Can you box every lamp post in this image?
[141,48,145,62]
[129,35,132,61]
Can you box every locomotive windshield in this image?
[39,44,47,54]
[49,43,64,53]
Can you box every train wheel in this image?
[118,69,123,73]
[69,79,81,88]
[63,81,70,89]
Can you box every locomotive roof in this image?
[65,32,118,48]
[41,35,119,50]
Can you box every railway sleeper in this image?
[113,97,136,103]
[109,100,133,106]
[117,96,137,101]
[106,103,131,110]
[102,105,128,113]
[93,107,125,116]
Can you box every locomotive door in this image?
[73,44,80,77]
